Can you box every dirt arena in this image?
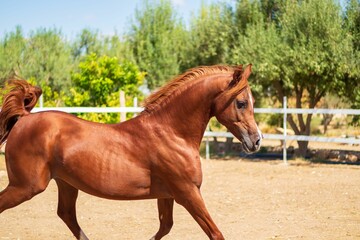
[0,157,359,240]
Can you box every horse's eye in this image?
[236,100,248,109]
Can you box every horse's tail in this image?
[0,79,42,144]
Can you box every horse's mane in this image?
[142,65,235,114]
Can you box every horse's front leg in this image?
[174,184,224,240]
[150,198,174,240]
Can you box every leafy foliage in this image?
[341,0,360,125]
[0,26,26,82]
[65,53,145,123]
[228,0,358,156]
[24,28,73,104]
[0,27,72,107]
[182,3,233,69]
[72,29,103,60]
[128,0,186,90]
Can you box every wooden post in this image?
[133,97,138,117]
[283,96,288,165]
[120,91,126,122]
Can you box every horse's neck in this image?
[145,75,230,144]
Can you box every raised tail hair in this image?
[0,79,42,144]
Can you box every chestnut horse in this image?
[0,64,262,240]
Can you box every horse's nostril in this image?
[255,139,261,146]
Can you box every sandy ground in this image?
[0,158,359,240]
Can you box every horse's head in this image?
[213,64,262,153]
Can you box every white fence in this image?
[33,98,360,163]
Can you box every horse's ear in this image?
[229,64,251,95]
[241,64,252,81]
[232,65,243,83]
[213,64,249,114]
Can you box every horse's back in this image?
[6,111,94,157]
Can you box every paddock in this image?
[0,157,359,240]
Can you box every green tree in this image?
[71,28,102,60]
[183,3,233,69]
[66,53,145,123]
[259,0,284,24]
[344,0,360,51]
[232,0,355,156]
[0,27,72,106]
[0,26,26,83]
[128,0,186,90]
[279,0,355,156]
[72,29,135,67]
[341,0,360,124]
[22,28,73,106]
[102,34,135,62]
[235,0,264,34]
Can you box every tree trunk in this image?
[286,82,325,158]
[322,114,333,134]
[297,141,309,158]
[225,136,233,154]
[213,137,219,154]
[275,76,327,159]
[288,113,313,158]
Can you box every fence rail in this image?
[33,100,360,163]
[255,108,360,115]
[203,132,360,145]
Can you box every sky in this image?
[0,0,234,39]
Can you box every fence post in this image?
[119,91,126,122]
[283,96,288,165]
[133,97,138,117]
[40,94,44,109]
[205,125,210,160]
[206,137,210,160]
